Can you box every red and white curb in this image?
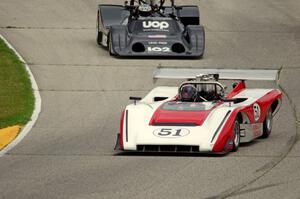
[0,34,41,157]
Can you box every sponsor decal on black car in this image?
[142,21,170,32]
[147,41,170,52]
[148,35,167,38]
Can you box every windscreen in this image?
[161,101,216,111]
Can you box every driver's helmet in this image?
[139,0,152,15]
[179,84,197,102]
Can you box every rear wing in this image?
[153,68,279,81]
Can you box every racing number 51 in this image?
[158,128,182,136]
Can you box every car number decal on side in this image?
[153,128,190,138]
[253,103,261,121]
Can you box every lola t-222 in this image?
[115,69,282,154]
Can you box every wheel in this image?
[185,25,205,58]
[97,31,103,46]
[232,119,241,152]
[96,12,102,45]
[200,25,205,58]
[261,108,273,138]
[108,32,115,56]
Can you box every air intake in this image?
[132,42,145,52]
[137,145,199,153]
[172,43,185,53]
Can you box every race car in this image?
[96,0,205,57]
[114,69,282,154]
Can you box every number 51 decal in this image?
[153,128,190,138]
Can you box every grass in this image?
[0,37,34,129]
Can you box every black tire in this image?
[200,25,205,58]
[97,31,103,46]
[108,32,115,56]
[186,25,205,58]
[261,108,273,138]
[96,12,102,45]
[232,119,241,152]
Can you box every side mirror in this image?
[129,96,142,100]
[129,96,142,105]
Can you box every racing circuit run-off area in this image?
[0,0,300,199]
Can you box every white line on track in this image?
[0,34,41,157]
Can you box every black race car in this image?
[97,0,205,58]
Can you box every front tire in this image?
[232,119,241,152]
[261,108,273,138]
[199,25,205,58]
[97,31,103,46]
[185,25,205,58]
[96,12,102,46]
[108,32,115,56]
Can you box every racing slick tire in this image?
[232,119,241,152]
[97,31,103,46]
[108,32,115,56]
[109,25,128,56]
[261,108,273,138]
[96,12,102,46]
[199,26,205,58]
[186,25,205,58]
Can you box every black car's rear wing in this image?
[153,68,279,81]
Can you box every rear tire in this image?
[232,119,241,152]
[261,108,273,138]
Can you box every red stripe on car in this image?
[119,110,125,150]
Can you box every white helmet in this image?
[144,0,158,6]
[139,4,152,12]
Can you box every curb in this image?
[0,125,21,150]
[0,34,41,157]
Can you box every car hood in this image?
[149,102,219,126]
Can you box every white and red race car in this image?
[115,69,282,154]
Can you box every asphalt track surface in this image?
[0,0,300,198]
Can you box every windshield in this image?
[161,101,216,111]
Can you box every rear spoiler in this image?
[153,68,279,81]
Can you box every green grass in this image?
[0,38,34,129]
